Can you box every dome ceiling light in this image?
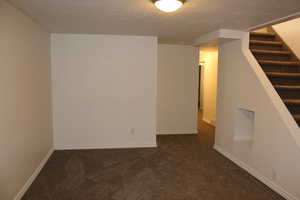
[152,0,185,13]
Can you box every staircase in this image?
[250,29,300,126]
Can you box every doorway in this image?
[197,47,219,131]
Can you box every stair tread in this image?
[250,40,282,46]
[293,114,300,120]
[250,31,300,125]
[251,49,291,54]
[266,72,300,78]
[250,32,275,37]
[274,85,300,90]
[283,99,300,104]
[258,60,300,66]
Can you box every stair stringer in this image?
[215,32,300,200]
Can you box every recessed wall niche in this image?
[234,108,255,142]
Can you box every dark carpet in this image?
[22,118,285,200]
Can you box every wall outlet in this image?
[130,128,135,135]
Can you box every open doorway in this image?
[197,46,219,131]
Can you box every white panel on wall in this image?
[234,108,255,142]
[51,34,158,149]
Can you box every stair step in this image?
[250,40,282,46]
[250,32,275,37]
[258,60,300,66]
[293,114,300,121]
[266,72,300,78]
[250,30,300,124]
[284,99,300,105]
[251,49,291,55]
[274,85,300,90]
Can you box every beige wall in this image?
[51,34,157,149]
[157,44,199,135]
[0,1,52,200]
[273,18,300,58]
[199,49,218,125]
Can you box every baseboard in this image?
[55,142,158,150]
[157,130,198,135]
[214,145,298,200]
[14,148,54,200]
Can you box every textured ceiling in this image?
[8,0,300,44]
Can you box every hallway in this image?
[197,111,215,139]
[22,117,284,200]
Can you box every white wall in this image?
[273,18,300,58]
[157,44,199,135]
[199,48,218,125]
[51,34,157,149]
[0,2,52,200]
[215,35,300,200]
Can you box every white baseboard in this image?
[214,145,298,200]
[157,130,198,135]
[14,148,54,200]
[55,142,157,150]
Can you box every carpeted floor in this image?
[22,114,285,200]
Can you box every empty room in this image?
[1,0,300,199]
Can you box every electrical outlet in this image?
[130,128,135,135]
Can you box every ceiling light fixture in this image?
[153,0,185,13]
